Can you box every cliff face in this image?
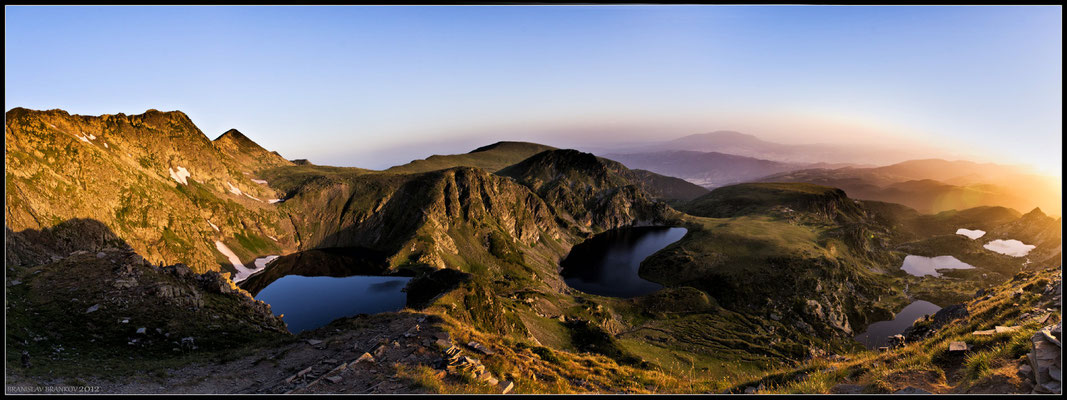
[5,108,297,273]
[279,166,574,271]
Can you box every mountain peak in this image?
[468,141,556,154]
[215,128,252,143]
[1024,207,1047,219]
[211,129,292,169]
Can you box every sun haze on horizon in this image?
[4,5,1062,175]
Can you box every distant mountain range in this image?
[603,130,926,166]
[596,131,1059,216]
[759,159,1061,216]
[604,150,809,188]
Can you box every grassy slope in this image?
[384,141,557,174]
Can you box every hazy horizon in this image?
[5,5,1062,174]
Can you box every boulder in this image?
[1029,322,1062,394]
[499,380,514,394]
[996,326,1021,334]
[285,366,314,384]
[948,341,970,352]
[887,334,906,348]
[164,263,193,278]
[1019,363,1033,379]
[352,352,375,365]
[467,341,495,355]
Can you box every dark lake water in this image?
[854,300,942,349]
[560,226,687,298]
[241,248,410,334]
[255,275,411,334]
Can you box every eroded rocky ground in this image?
[7,311,515,394]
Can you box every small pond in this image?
[240,248,410,334]
[560,226,687,298]
[983,239,1036,257]
[255,275,411,334]
[854,300,942,349]
[900,255,976,278]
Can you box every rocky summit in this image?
[4,108,1061,394]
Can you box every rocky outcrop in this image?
[6,245,287,365]
[904,304,970,340]
[283,166,574,271]
[1028,322,1062,394]
[497,149,677,232]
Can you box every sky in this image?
[5,5,1062,173]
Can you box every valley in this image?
[4,108,1061,394]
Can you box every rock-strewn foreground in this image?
[5,108,1061,394]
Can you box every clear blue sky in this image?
[5,5,1062,172]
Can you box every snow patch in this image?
[214,241,245,271]
[956,228,986,240]
[103,142,109,148]
[243,193,263,202]
[233,255,280,283]
[227,182,243,195]
[983,239,1036,257]
[208,221,220,232]
[268,199,284,204]
[169,166,190,185]
[78,135,90,143]
[251,179,268,185]
[87,133,96,140]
